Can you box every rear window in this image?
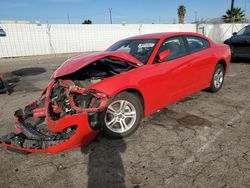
[186,36,210,53]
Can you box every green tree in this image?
[82,19,92,24]
[178,5,186,24]
[223,7,245,23]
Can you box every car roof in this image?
[124,32,207,40]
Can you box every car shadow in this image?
[81,136,127,188]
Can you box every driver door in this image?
[144,36,194,111]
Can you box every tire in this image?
[102,91,143,139]
[207,64,225,93]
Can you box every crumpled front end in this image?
[0,79,108,153]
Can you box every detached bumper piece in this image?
[0,119,77,151]
[0,79,108,153]
[0,74,10,94]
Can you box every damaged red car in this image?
[0,32,231,153]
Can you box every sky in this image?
[0,0,250,24]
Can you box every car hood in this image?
[52,51,143,78]
[225,35,247,43]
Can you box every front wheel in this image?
[207,64,225,93]
[103,92,143,138]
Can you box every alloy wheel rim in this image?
[105,100,137,133]
[214,68,224,89]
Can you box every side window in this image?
[186,36,210,53]
[156,37,188,62]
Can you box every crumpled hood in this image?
[52,51,143,78]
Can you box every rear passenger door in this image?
[184,35,213,90]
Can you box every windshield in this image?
[107,39,159,64]
[237,27,246,35]
[236,26,250,36]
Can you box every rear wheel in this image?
[207,64,225,93]
[103,92,143,138]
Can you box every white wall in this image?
[198,23,249,42]
[0,23,247,58]
[0,24,196,58]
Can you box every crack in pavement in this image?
[165,102,250,186]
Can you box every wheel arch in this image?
[114,88,145,117]
[217,59,227,72]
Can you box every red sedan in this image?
[0,32,231,153]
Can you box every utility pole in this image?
[67,13,70,24]
[231,0,235,12]
[244,0,247,14]
[230,0,235,22]
[173,18,176,24]
[109,8,113,24]
[195,11,198,33]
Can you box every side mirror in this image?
[158,49,170,63]
[232,32,237,36]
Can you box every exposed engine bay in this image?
[0,58,135,153]
[61,58,134,87]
